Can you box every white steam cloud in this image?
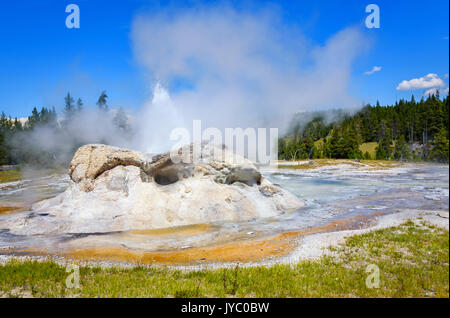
[131,6,368,150]
[10,5,370,165]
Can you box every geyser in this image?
[5,143,304,235]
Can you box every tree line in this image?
[2,92,449,167]
[278,93,449,163]
[0,91,131,166]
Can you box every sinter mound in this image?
[6,143,304,235]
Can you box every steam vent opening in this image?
[154,166,180,185]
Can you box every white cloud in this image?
[396,73,446,91]
[131,6,369,136]
[364,66,381,75]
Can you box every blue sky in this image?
[0,0,448,118]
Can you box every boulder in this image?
[69,144,147,191]
[225,167,261,186]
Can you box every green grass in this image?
[0,221,448,298]
[0,169,22,183]
[359,142,378,158]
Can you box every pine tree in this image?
[393,135,411,161]
[0,143,8,164]
[77,98,83,112]
[0,114,9,164]
[64,92,75,119]
[26,107,40,129]
[13,118,23,131]
[325,128,340,158]
[429,128,449,163]
[376,136,393,160]
[340,129,362,159]
[97,91,108,111]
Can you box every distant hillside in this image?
[279,94,449,162]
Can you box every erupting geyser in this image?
[5,143,304,235]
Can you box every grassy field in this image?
[360,142,378,158]
[1,220,448,298]
[0,169,22,183]
[310,141,378,160]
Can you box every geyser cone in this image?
[7,143,304,235]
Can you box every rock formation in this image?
[8,143,304,235]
